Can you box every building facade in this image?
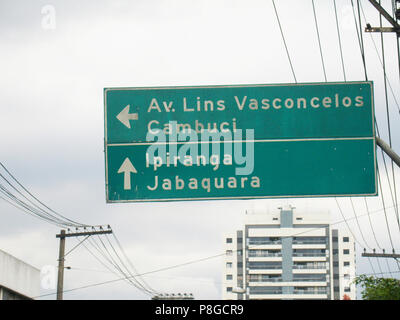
[222,206,356,300]
[0,249,40,300]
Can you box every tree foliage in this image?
[354,275,400,300]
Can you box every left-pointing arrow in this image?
[117,158,137,190]
[116,105,139,129]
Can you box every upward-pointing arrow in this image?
[117,158,137,190]
[116,105,139,129]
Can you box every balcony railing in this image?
[248,253,282,258]
[293,289,327,295]
[248,265,282,270]
[292,253,326,257]
[249,278,283,283]
[248,241,282,245]
[292,278,326,282]
[292,264,326,269]
[292,240,327,245]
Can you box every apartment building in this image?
[222,206,356,300]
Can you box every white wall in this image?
[0,249,40,298]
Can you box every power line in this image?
[111,233,157,295]
[333,0,347,81]
[363,197,383,250]
[35,252,400,299]
[0,162,161,296]
[84,232,156,296]
[35,252,226,299]
[0,182,67,227]
[376,0,400,232]
[351,0,368,80]
[376,166,398,256]
[331,0,381,260]
[0,174,71,227]
[0,193,65,228]
[311,0,327,81]
[271,0,297,82]
[349,197,373,250]
[359,3,400,115]
[0,162,87,227]
[33,203,400,299]
[103,233,157,295]
[334,198,364,248]
[374,120,400,242]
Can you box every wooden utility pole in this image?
[56,227,113,300]
[56,230,66,300]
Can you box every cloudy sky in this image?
[1,0,400,300]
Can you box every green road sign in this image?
[104,81,377,202]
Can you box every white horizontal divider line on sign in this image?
[106,136,375,147]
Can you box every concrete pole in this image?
[376,137,400,168]
[57,230,66,300]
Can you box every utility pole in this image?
[56,226,113,300]
[56,230,66,300]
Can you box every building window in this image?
[343,249,350,255]
[296,217,303,221]
[226,250,233,256]
[227,287,233,292]
[226,274,233,280]
[344,261,350,267]
[344,274,350,280]
[332,237,338,242]
[332,249,338,255]
[334,286,340,292]
[226,262,232,268]
[333,262,339,267]
[344,287,351,292]
[343,237,349,242]
[1,288,27,300]
[226,238,232,243]
[273,217,279,221]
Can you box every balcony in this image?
[292,264,326,270]
[293,289,327,295]
[248,278,283,283]
[292,253,326,257]
[248,252,282,258]
[249,293,328,300]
